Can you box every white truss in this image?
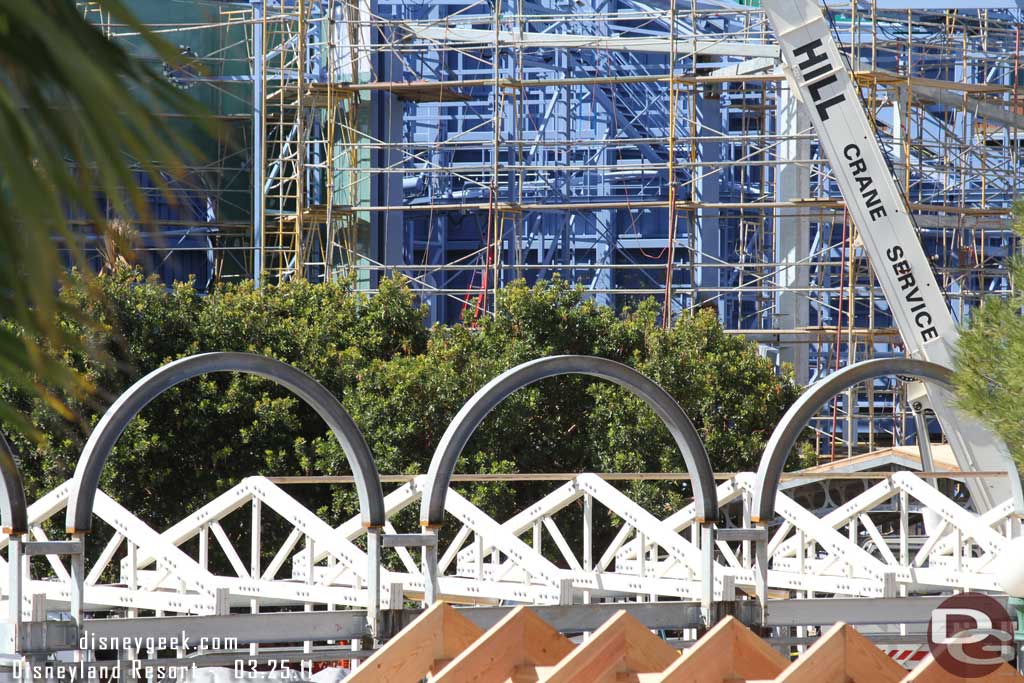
[0,471,1019,617]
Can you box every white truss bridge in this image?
[0,352,1020,665]
[2,469,1018,619]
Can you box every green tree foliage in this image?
[955,213,1024,464]
[2,271,799,564]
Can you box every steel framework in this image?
[0,458,1020,665]
[0,353,1020,671]
[9,469,1013,611]
[81,0,1024,459]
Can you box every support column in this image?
[695,84,723,318]
[592,216,616,307]
[775,83,810,384]
[366,528,382,637]
[7,538,22,627]
[421,527,439,605]
[700,523,715,623]
[425,215,448,324]
[250,498,261,657]
[421,0,450,320]
[754,531,768,615]
[587,2,614,307]
[369,18,404,287]
[70,533,86,663]
[592,125,615,304]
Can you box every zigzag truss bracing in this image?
[2,471,1019,617]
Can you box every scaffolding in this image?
[87,0,1024,459]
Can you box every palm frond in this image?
[0,0,212,437]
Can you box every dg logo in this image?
[927,592,1016,678]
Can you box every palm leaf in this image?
[0,0,213,437]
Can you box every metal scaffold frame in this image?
[79,0,1024,458]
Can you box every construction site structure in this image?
[0,351,1021,675]
[11,2,1021,675]
[79,0,1024,459]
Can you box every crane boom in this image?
[761,0,1022,511]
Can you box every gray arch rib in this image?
[0,432,28,534]
[752,357,956,523]
[66,352,385,532]
[420,355,718,527]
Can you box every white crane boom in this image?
[761,0,1022,511]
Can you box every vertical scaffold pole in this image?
[252,0,265,287]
